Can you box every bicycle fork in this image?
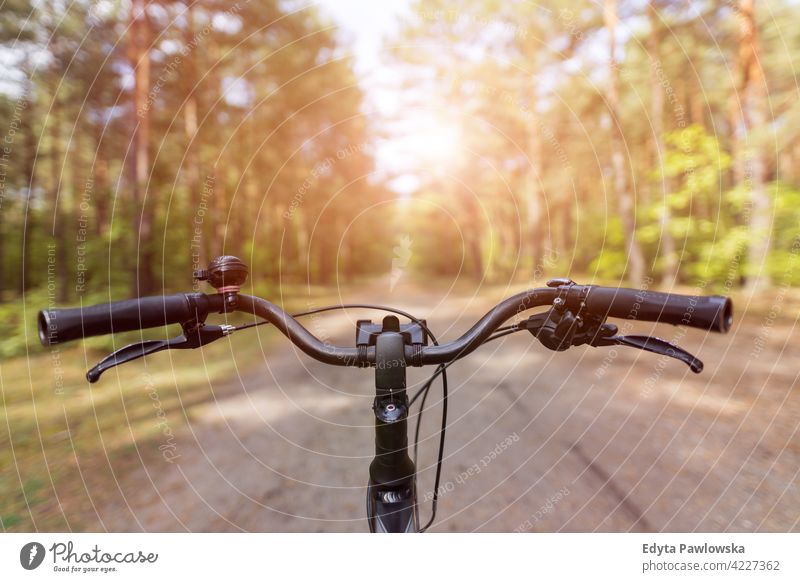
[366,317,418,533]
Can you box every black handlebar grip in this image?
[584,287,733,332]
[38,294,196,346]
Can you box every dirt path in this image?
[86,280,800,532]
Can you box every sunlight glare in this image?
[404,121,462,168]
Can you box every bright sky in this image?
[315,0,411,76]
[315,0,410,124]
[0,0,473,194]
[315,0,460,194]
[312,0,643,195]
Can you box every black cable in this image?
[493,323,519,334]
[232,303,524,532]
[232,303,437,338]
[418,364,447,532]
[482,327,521,342]
[409,327,523,460]
[411,324,527,531]
[410,362,451,408]
[233,301,450,531]
[412,362,444,526]
[409,327,523,407]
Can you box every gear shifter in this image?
[521,302,705,374]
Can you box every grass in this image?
[0,284,339,532]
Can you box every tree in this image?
[388,0,598,281]
[647,0,678,287]
[734,0,772,290]
[604,0,645,285]
[128,0,155,296]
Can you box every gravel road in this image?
[87,281,800,532]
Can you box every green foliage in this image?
[637,126,734,283]
[588,217,629,280]
[0,297,36,358]
[692,226,749,290]
[659,145,800,289]
[0,0,798,312]
[766,183,800,285]
[391,1,799,288]
[659,126,731,198]
[0,0,384,304]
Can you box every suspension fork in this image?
[366,316,418,533]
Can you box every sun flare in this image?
[388,116,463,171]
[407,122,462,166]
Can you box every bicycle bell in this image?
[194,255,249,297]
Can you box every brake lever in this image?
[86,322,234,383]
[593,334,704,374]
[521,305,704,373]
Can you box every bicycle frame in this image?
[367,325,417,532]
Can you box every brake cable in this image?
[232,302,450,532]
[232,304,533,532]
[409,325,523,408]
[411,324,529,530]
[231,303,432,333]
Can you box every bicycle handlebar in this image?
[38,293,225,346]
[234,289,561,366]
[582,287,732,332]
[37,284,732,367]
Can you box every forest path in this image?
[86,279,799,532]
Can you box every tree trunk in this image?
[240,115,259,261]
[93,128,109,237]
[317,228,333,285]
[203,170,216,262]
[241,166,258,260]
[648,1,678,287]
[525,81,545,275]
[0,174,4,299]
[469,233,483,280]
[129,0,154,296]
[605,0,646,286]
[50,106,69,303]
[735,0,772,291]
[20,66,37,294]
[337,215,351,281]
[295,210,309,283]
[214,173,227,252]
[498,201,516,278]
[184,3,202,260]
